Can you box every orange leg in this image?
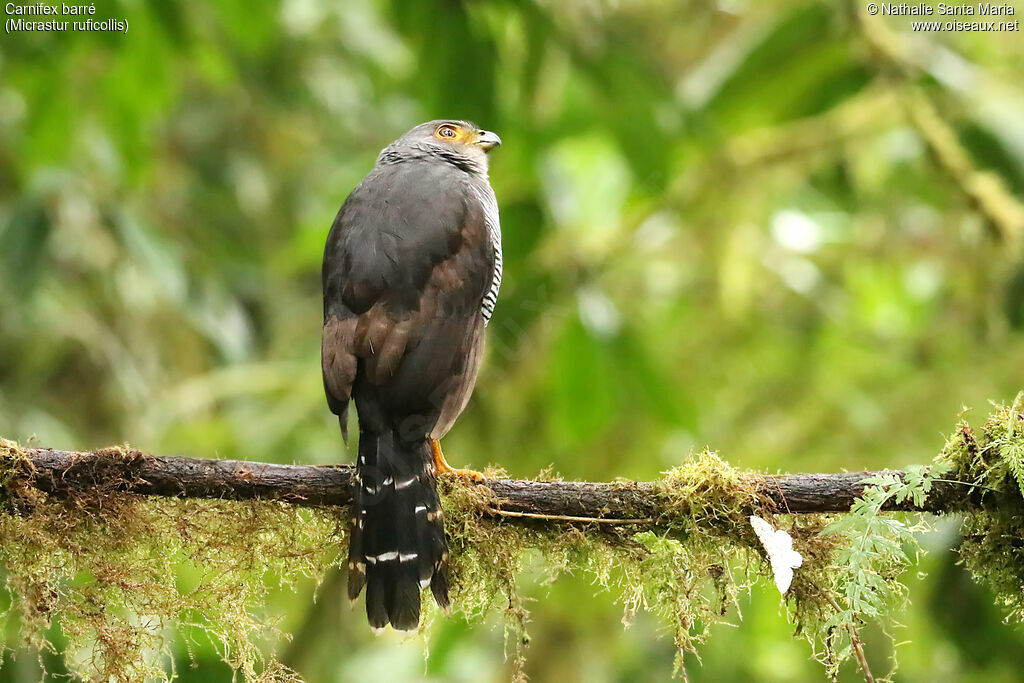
[430,438,485,482]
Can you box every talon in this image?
[430,438,485,482]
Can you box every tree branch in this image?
[7,447,986,524]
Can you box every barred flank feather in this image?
[347,429,449,631]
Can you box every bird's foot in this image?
[430,439,485,482]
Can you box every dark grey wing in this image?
[321,160,495,438]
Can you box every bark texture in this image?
[8,448,983,524]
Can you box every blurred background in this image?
[1,0,1023,680]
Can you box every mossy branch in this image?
[1,396,1023,683]
[9,445,985,523]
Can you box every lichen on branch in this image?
[0,439,343,682]
[1,396,1023,682]
[940,394,1024,622]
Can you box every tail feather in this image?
[347,429,449,631]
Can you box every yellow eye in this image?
[436,125,459,140]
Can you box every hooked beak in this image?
[475,130,502,152]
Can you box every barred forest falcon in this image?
[321,120,502,631]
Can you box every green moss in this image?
[0,439,343,682]
[440,451,853,679]
[5,400,1024,682]
[939,393,1024,622]
[0,441,903,681]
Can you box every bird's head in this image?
[379,120,501,175]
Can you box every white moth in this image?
[749,515,803,594]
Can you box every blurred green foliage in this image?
[1,0,1023,680]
